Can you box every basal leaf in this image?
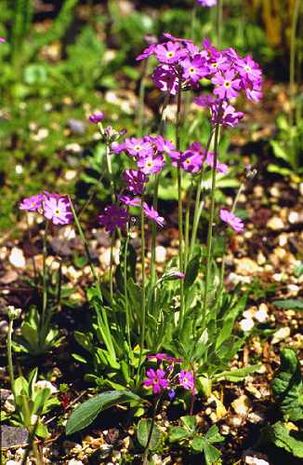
[66,390,141,435]
[272,348,303,421]
[263,422,303,458]
[273,299,303,310]
[137,418,161,450]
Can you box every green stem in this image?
[184,182,194,269]
[176,75,185,326]
[124,228,131,347]
[69,198,116,359]
[138,59,148,136]
[190,129,215,256]
[219,181,245,292]
[202,123,220,325]
[289,0,300,126]
[7,318,16,401]
[109,233,115,302]
[150,174,160,288]
[137,197,146,381]
[216,0,223,48]
[40,221,49,345]
[142,397,161,465]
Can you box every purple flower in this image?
[98,204,129,234]
[143,368,169,394]
[220,209,244,233]
[143,203,165,228]
[152,65,179,95]
[195,96,244,128]
[0,37,6,43]
[168,389,176,400]
[136,43,157,61]
[180,149,203,173]
[205,152,228,174]
[19,194,44,212]
[181,54,209,84]
[43,194,73,226]
[154,41,186,64]
[147,353,182,363]
[197,0,217,7]
[119,195,141,207]
[178,370,195,391]
[212,69,241,100]
[125,138,154,158]
[123,169,147,195]
[88,111,104,124]
[137,154,165,175]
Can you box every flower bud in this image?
[7,306,22,320]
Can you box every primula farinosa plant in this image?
[18,30,263,444]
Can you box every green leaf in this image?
[263,422,303,458]
[273,299,303,310]
[214,365,261,382]
[66,390,142,435]
[203,441,222,465]
[272,348,303,421]
[191,436,205,452]
[205,425,224,444]
[184,254,201,289]
[169,426,190,442]
[181,415,197,433]
[271,140,290,164]
[137,418,161,450]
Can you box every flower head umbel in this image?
[220,209,244,233]
[178,370,195,391]
[43,194,73,226]
[88,111,104,124]
[197,0,217,6]
[123,169,147,195]
[143,368,169,394]
[98,204,129,234]
[19,194,44,212]
[19,192,73,226]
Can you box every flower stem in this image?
[216,0,223,48]
[7,318,16,401]
[142,397,161,465]
[289,0,300,127]
[69,197,116,360]
[137,197,146,382]
[176,77,185,326]
[40,220,49,346]
[202,123,220,326]
[190,129,215,256]
[219,180,245,293]
[124,228,131,347]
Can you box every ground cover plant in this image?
[1,1,303,465]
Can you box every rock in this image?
[231,395,251,416]
[155,245,167,264]
[0,270,18,284]
[239,318,255,332]
[1,425,28,448]
[272,327,291,344]
[266,216,284,230]
[255,303,269,323]
[235,258,259,276]
[9,247,26,268]
[244,455,270,465]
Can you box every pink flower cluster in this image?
[143,353,195,397]
[19,192,73,226]
[197,0,217,6]
[137,35,262,127]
